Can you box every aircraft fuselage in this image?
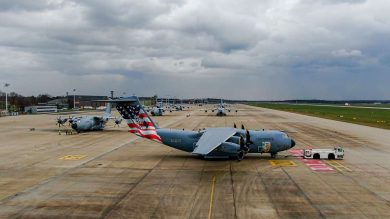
[216,107,226,116]
[156,128,295,157]
[71,116,108,132]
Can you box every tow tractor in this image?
[303,146,344,160]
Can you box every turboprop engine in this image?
[218,142,240,154]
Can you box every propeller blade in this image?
[246,129,253,145]
[246,129,249,140]
[237,135,248,161]
[241,124,245,130]
[237,150,244,161]
[234,123,237,128]
[115,117,122,125]
[239,135,245,149]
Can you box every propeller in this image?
[56,117,62,127]
[56,117,67,127]
[246,129,253,146]
[237,135,249,161]
[234,123,237,128]
[68,116,75,125]
[114,117,123,127]
[239,135,245,149]
[241,124,245,130]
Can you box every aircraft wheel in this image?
[271,153,277,158]
[328,153,335,160]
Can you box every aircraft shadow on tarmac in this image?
[39,128,128,133]
[195,114,245,117]
[150,153,287,161]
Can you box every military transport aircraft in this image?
[103,96,295,160]
[146,102,168,116]
[204,99,237,116]
[58,103,121,133]
[175,104,183,111]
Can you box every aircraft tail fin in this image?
[98,96,161,143]
[103,102,112,117]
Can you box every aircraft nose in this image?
[71,123,77,130]
[291,139,296,148]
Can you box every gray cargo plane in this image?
[205,99,237,116]
[147,102,168,116]
[104,96,295,160]
[59,103,120,133]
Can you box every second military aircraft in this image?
[56,103,121,132]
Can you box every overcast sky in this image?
[0,0,389,100]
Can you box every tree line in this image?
[0,91,55,112]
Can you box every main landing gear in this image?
[271,153,277,158]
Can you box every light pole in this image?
[4,83,10,113]
[73,89,76,110]
[66,92,69,108]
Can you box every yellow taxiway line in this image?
[208,176,216,219]
[59,155,86,160]
[269,160,297,167]
[325,160,352,172]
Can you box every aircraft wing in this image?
[192,128,236,155]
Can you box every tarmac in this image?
[0,105,390,218]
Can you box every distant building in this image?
[1,110,8,117]
[67,95,107,109]
[24,105,58,114]
[344,103,350,106]
[47,98,69,109]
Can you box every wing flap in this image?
[192,128,236,155]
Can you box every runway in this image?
[1,105,390,218]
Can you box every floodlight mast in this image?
[4,83,10,113]
[73,88,76,109]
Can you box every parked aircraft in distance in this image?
[204,99,237,116]
[146,102,170,116]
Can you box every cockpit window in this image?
[281,133,288,138]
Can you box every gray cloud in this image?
[332,49,362,57]
[0,0,389,100]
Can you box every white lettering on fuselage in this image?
[170,138,182,143]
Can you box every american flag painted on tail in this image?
[116,103,162,143]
